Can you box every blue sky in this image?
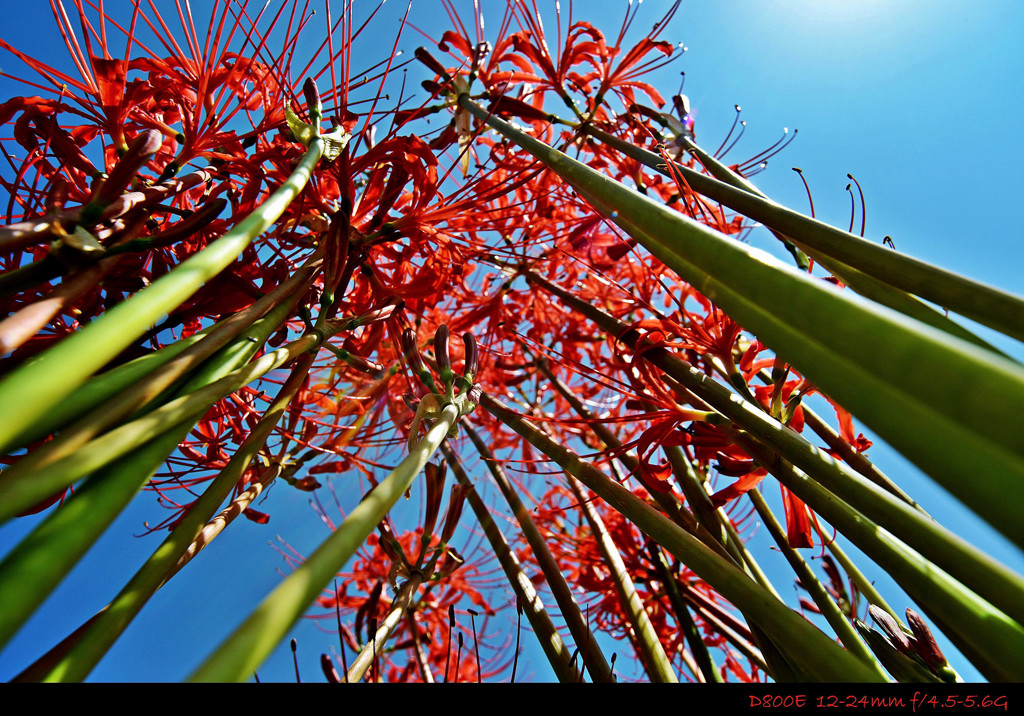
[1,0,1023,682]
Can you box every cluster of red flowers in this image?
[0,1,885,682]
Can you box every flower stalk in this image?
[28,354,315,682]
[481,392,886,682]
[439,442,583,683]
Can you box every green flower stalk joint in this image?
[401,325,481,450]
[285,78,351,162]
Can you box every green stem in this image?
[346,573,425,683]
[825,540,897,620]
[797,400,919,511]
[673,134,808,270]
[0,307,321,522]
[481,392,885,682]
[187,403,459,682]
[581,122,1024,349]
[746,488,884,676]
[663,443,775,590]
[462,424,614,682]
[534,359,725,557]
[440,443,581,683]
[738,440,1024,682]
[0,418,194,652]
[0,306,290,649]
[565,477,679,682]
[466,97,1024,546]
[9,256,318,462]
[528,269,1024,622]
[646,543,722,683]
[675,581,768,673]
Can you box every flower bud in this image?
[435,324,454,390]
[488,95,551,123]
[868,604,911,652]
[463,331,478,376]
[414,47,451,81]
[440,484,468,544]
[321,654,341,683]
[303,77,322,121]
[906,609,948,671]
[422,461,447,539]
[45,176,68,212]
[402,328,440,394]
[420,79,444,96]
[85,129,163,219]
[401,328,427,374]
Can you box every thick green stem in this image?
[746,488,884,676]
[0,309,325,522]
[346,573,425,683]
[463,424,614,682]
[0,419,194,651]
[32,355,314,682]
[646,543,722,683]
[9,255,320,451]
[738,439,1024,682]
[565,478,678,682]
[0,304,293,649]
[467,97,1024,547]
[581,122,1024,348]
[528,270,1024,623]
[481,392,884,682]
[441,444,581,682]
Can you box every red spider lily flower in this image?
[708,464,770,508]
[483,1,685,121]
[499,12,603,114]
[582,1,684,116]
[302,525,505,682]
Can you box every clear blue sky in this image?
[1,0,1023,682]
